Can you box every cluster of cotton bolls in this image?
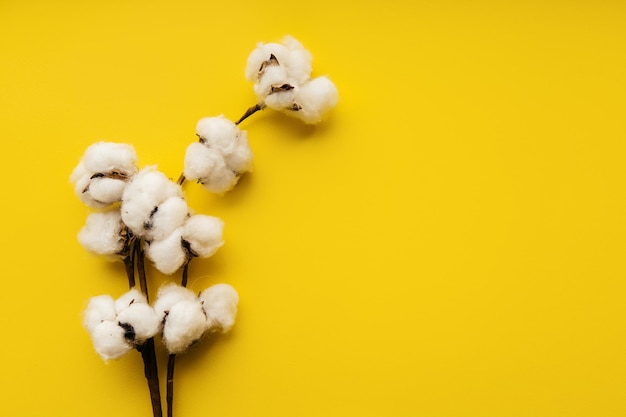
[183,115,253,193]
[71,144,224,272]
[84,284,238,359]
[154,283,239,353]
[245,35,338,124]
[70,142,138,208]
[83,289,160,361]
[121,167,224,274]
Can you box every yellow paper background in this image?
[1,1,625,416]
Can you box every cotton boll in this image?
[199,163,238,194]
[280,35,313,84]
[122,168,183,237]
[254,65,290,99]
[183,142,219,181]
[90,321,133,361]
[264,86,298,112]
[87,177,128,205]
[116,303,160,343]
[144,228,186,274]
[83,295,116,333]
[182,214,224,258]
[143,196,189,241]
[78,211,125,256]
[245,42,289,82]
[162,299,209,354]
[200,284,239,333]
[82,142,138,176]
[114,288,148,315]
[195,116,240,154]
[291,76,339,124]
[223,131,253,173]
[153,284,198,322]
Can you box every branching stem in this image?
[236,103,266,125]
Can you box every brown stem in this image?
[127,238,162,417]
[235,103,266,125]
[166,354,176,417]
[135,239,149,302]
[176,173,185,186]
[138,339,164,417]
[123,255,135,288]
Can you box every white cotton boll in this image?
[245,42,289,82]
[280,35,313,84]
[264,86,298,112]
[162,299,209,354]
[90,321,133,361]
[83,295,116,333]
[153,283,198,321]
[291,76,339,124]
[182,214,224,258]
[183,142,218,181]
[144,227,186,275]
[87,177,128,206]
[253,65,290,99]
[114,288,148,315]
[195,116,240,154]
[72,172,110,209]
[200,284,239,333]
[78,211,125,256]
[199,163,237,194]
[223,130,253,173]
[116,303,160,343]
[122,168,183,237]
[144,196,189,242]
[82,142,138,175]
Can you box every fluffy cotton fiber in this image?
[70,142,138,208]
[78,211,125,256]
[200,284,239,333]
[144,227,186,275]
[244,36,338,124]
[182,214,224,258]
[84,289,160,361]
[184,116,253,194]
[121,167,184,238]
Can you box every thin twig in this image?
[135,239,149,302]
[123,255,135,288]
[235,103,266,125]
[167,354,176,417]
[176,173,185,186]
[138,339,164,417]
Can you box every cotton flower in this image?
[200,284,239,333]
[153,283,239,353]
[154,284,209,354]
[78,210,126,257]
[244,36,338,124]
[70,142,138,208]
[184,115,253,193]
[83,289,160,361]
[144,227,187,275]
[182,215,224,258]
[121,167,185,239]
[144,213,224,275]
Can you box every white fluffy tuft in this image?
[200,284,239,333]
[162,299,208,354]
[182,214,224,258]
[83,295,116,333]
[153,283,198,322]
[78,211,125,256]
[70,142,138,208]
[90,320,133,361]
[144,227,186,274]
[121,167,183,237]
